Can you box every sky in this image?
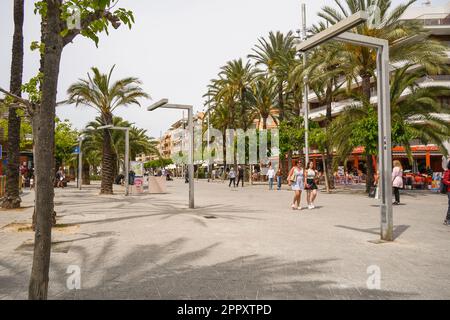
[1,0,448,138]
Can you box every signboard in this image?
[72,146,80,154]
[133,177,144,194]
[431,172,443,192]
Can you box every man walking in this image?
[267,165,275,190]
[236,165,244,187]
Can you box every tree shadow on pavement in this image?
[335,225,410,240]
[43,238,418,300]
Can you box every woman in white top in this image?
[392,160,404,205]
[288,160,305,210]
[306,162,319,209]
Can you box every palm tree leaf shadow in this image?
[53,238,417,300]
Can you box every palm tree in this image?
[2,0,24,209]
[389,65,450,160]
[209,103,233,169]
[251,76,278,129]
[248,31,297,122]
[67,66,149,194]
[333,65,450,192]
[82,116,158,183]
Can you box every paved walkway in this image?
[0,179,449,299]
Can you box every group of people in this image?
[227,166,245,188]
[287,161,319,210]
[224,158,450,222]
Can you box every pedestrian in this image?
[129,169,136,186]
[267,165,275,190]
[276,168,282,190]
[392,160,404,205]
[306,162,319,209]
[287,160,305,210]
[29,175,35,191]
[236,165,244,187]
[228,167,236,187]
[442,160,450,226]
[56,167,65,188]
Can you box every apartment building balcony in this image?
[309,76,450,121]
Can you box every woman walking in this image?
[228,167,236,188]
[306,162,319,209]
[288,161,305,210]
[442,160,450,226]
[392,160,404,205]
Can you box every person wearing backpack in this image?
[442,160,450,226]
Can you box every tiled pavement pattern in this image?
[0,179,449,300]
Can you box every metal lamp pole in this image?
[301,3,310,166]
[148,99,195,209]
[296,9,394,241]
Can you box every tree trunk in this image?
[366,153,374,193]
[361,74,374,194]
[2,0,24,209]
[361,74,372,102]
[100,112,114,194]
[321,153,330,193]
[82,160,90,185]
[326,150,335,189]
[262,117,267,130]
[277,81,284,122]
[29,0,63,300]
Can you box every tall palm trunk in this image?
[325,82,335,190]
[2,0,24,209]
[361,73,374,192]
[277,81,284,122]
[29,0,63,300]
[222,130,227,172]
[365,152,374,193]
[100,112,114,194]
[262,117,268,130]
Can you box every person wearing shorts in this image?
[288,161,305,210]
[306,162,318,209]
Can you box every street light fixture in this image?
[97,125,130,196]
[296,8,394,241]
[147,99,195,209]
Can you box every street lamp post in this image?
[296,9,394,241]
[301,3,310,166]
[97,125,130,196]
[77,135,84,190]
[148,99,195,209]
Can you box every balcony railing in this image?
[417,14,450,26]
